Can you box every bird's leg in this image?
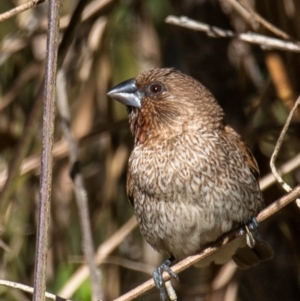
[152,256,179,301]
[239,217,262,248]
[247,217,262,238]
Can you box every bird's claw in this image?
[153,258,179,301]
[248,217,262,240]
[239,217,262,248]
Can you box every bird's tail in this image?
[232,240,273,269]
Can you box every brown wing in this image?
[224,125,260,180]
[126,169,134,206]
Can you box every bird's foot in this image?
[153,257,179,301]
[238,217,262,248]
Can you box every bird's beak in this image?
[107,78,141,108]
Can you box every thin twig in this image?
[32,0,60,300]
[259,152,300,190]
[0,0,46,22]
[236,0,292,40]
[165,16,300,53]
[224,0,258,29]
[0,279,71,301]
[270,95,300,207]
[56,70,103,301]
[112,185,300,301]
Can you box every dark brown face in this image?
[107,68,225,143]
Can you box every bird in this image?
[107,68,273,300]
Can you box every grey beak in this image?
[107,78,141,108]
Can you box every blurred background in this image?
[0,0,300,300]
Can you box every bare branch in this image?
[227,0,292,40]
[270,95,300,207]
[0,0,46,23]
[259,153,300,191]
[165,16,300,53]
[32,0,60,300]
[56,70,103,301]
[0,279,71,301]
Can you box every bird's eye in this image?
[148,82,165,95]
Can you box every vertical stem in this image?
[32,0,60,300]
[56,71,103,300]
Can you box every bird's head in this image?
[107,68,224,144]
